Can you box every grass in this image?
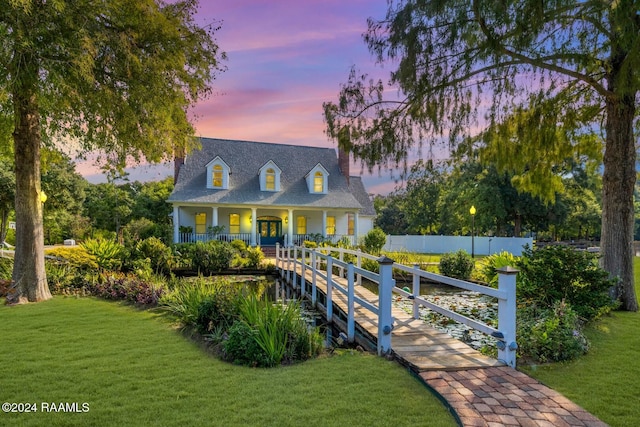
[0,297,456,427]
[520,257,640,427]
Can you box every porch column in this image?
[322,210,327,238]
[173,205,180,243]
[354,212,359,244]
[287,208,294,246]
[212,206,218,227]
[250,207,257,246]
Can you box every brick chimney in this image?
[338,148,350,185]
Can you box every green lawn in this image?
[521,258,640,427]
[0,297,456,427]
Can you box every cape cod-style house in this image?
[168,138,375,248]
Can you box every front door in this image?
[257,216,282,245]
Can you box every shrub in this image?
[122,218,157,244]
[0,279,11,298]
[244,246,264,269]
[45,247,98,295]
[191,240,235,274]
[90,273,165,306]
[516,245,616,321]
[480,251,519,287]
[196,284,242,334]
[229,239,247,253]
[517,300,589,363]
[0,257,13,280]
[363,228,387,255]
[361,258,379,274]
[45,247,98,270]
[81,238,124,271]
[223,321,269,367]
[171,243,197,269]
[302,240,318,249]
[439,250,474,280]
[134,237,174,274]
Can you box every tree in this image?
[83,182,134,233]
[41,150,89,243]
[0,159,15,245]
[0,0,224,303]
[324,1,639,310]
[373,194,409,235]
[403,160,444,234]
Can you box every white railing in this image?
[275,244,518,367]
[178,233,255,246]
[290,234,355,247]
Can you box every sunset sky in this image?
[81,1,423,194]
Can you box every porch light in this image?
[284,216,288,224]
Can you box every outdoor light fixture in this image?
[284,216,288,224]
[470,205,476,258]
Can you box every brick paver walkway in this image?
[420,367,608,427]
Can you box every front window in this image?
[229,213,240,234]
[266,168,275,191]
[296,216,307,234]
[314,171,324,193]
[212,164,223,188]
[195,212,206,234]
[326,216,335,235]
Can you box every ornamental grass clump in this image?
[224,294,323,367]
[160,276,226,327]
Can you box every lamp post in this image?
[470,205,476,258]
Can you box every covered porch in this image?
[171,204,361,247]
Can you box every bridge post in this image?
[293,246,298,290]
[412,264,420,319]
[347,262,355,342]
[311,249,317,305]
[276,243,281,277]
[356,249,362,286]
[497,266,519,368]
[300,247,306,298]
[326,256,333,322]
[286,246,292,283]
[377,256,395,356]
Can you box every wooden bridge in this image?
[275,244,519,372]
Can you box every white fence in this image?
[383,235,533,256]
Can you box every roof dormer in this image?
[306,163,329,194]
[259,160,282,192]
[206,156,230,190]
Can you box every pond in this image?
[364,278,499,350]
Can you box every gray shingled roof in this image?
[168,138,375,215]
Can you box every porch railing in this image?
[178,233,255,246]
[290,234,355,247]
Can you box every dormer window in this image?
[266,168,276,190]
[259,160,281,192]
[213,164,223,187]
[306,163,329,194]
[206,156,230,189]
[314,171,324,193]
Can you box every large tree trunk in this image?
[6,51,51,304]
[600,94,638,312]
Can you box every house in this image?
[167,138,376,248]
